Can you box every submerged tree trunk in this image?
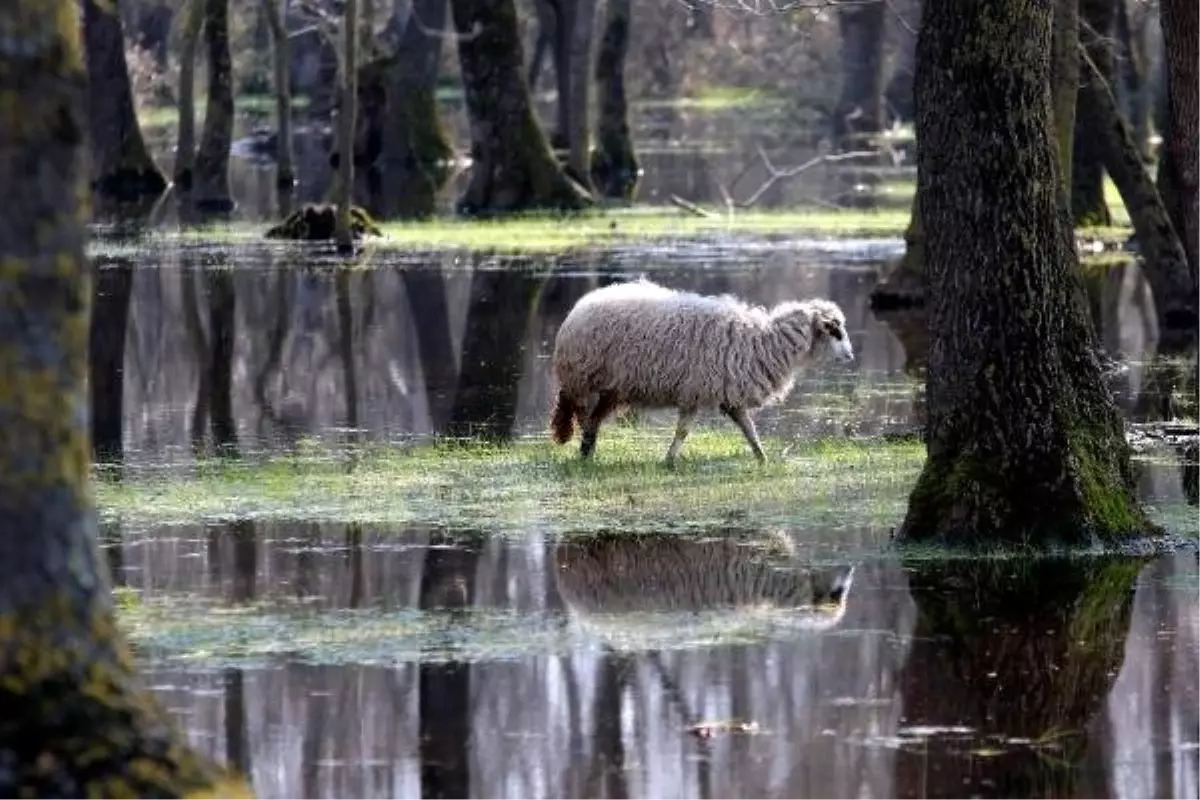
[89,257,134,465]
[897,557,1141,794]
[451,0,591,215]
[897,0,1153,546]
[357,0,453,218]
[261,0,296,198]
[83,0,167,202]
[204,265,239,456]
[174,0,205,190]
[335,0,359,254]
[590,0,639,201]
[193,0,235,213]
[831,2,887,151]
[1072,0,1116,226]
[0,4,246,795]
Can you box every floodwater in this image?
[93,234,1199,798]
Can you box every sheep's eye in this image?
[822,322,844,341]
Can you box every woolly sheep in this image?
[549,278,854,464]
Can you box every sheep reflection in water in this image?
[555,531,854,648]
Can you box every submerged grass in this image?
[95,429,925,535]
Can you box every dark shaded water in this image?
[93,236,1199,798]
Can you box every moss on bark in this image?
[896,0,1155,548]
[0,3,248,794]
[450,0,591,215]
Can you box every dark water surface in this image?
[93,236,1199,798]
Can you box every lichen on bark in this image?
[0,3,250,795]
[895,0,1155,548]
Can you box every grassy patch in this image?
[95,430,924,535]
[99,207,911,256]
[634,86,787,111]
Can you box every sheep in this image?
[549,278,854,465]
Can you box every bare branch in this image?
[675,0,883,16]
[739,146,880,207]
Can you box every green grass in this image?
[95,430,925,535]
[136,94,312,130]
[100,207,910,257]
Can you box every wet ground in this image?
[93,234,1199,798]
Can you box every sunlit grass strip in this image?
[94,430,926,534]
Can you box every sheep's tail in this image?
[550,389,578,444]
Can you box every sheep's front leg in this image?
[665,408,698,467]
[721,405,766,463]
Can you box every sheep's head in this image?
[772,299,855,364]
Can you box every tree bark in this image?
[1156,0,1199,279]
[1113,0,1151,161]
[335,0,359,254]
[357,0,453,219]
[831,2,887,152]
[89,257,134,466]
[173,0,205,190]
[590,0,640,201]
[565,0,597,192]
[1072,0,1114,225]
[82,0,167,202]
[451,0,591,215]
[1079,56,1199,348]
[193,0,235,213]
[260,0,296,197]
[897,0,1153,546]
[204,265,239,456]
[0,3,246,795]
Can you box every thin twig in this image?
[739,147,880,207]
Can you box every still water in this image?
[93,236,1199,798]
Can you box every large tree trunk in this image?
[1156,0,1199,279]
[0,3,244,795]
[897,0,1153,546]
[204,264,239,456]
[83,0,167,203]
[261,0,296,199]
[335,0,359,254]
[1072,0,1115,225]
[173,0,205,190]
[831,2,887,152]
[357,0,453,218]
[565,0,598,191]
[590,0,640,201]
[1079,56,1198,349]
[451,0,591,215]
[193,0,235,213]
[1113,0,1152,161]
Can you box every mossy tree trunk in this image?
[590,0,639,201]
[334,0,359,254]
[82,0,167,203]
[260,0,296,200]
[1072,0,1115,226]
[173,0,205,190]
[89,258,134,466]
[357,0,453,219]
[831,2,886,152]
[0,3,247,795]
[193,0,234,212]
[1155,0,1198,280]
[451,0,591,215]
[897,0,1154,546]
[1079,56,1198,350]
[896,557,1142,794]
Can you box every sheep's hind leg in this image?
[580,392,619,459]
[665,408,698,467]
[721,405,767,464]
